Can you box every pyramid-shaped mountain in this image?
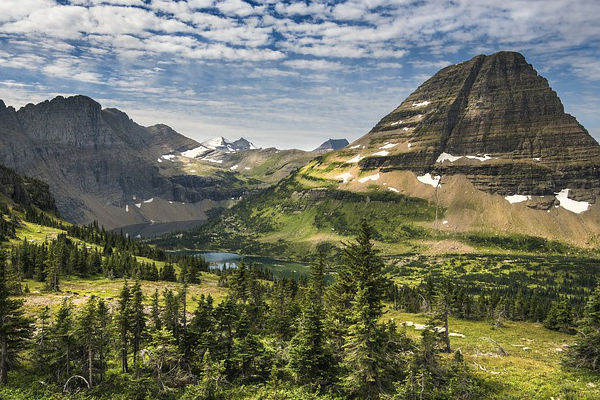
[188,51,600,255]
[349,51,600,201]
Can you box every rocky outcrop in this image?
[314,138,349,153]
[359,51,600,199]
[0,164,57,213]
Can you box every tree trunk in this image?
[88,344,93,387]
[443,312,451,353]
[0,334,7,385]
[122,348,128,373]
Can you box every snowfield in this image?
[230,165,239,170]
[505,194,531,204]
[412,100,431,107]
[358,173,380,183]
[436,152,494,163]
[346,155,364,163]
[349,144,361,149]
[417,173,441,188]
[336,172,353,183]
[181,146,210,158]
[465,154,493,161]
[372,150,389,156]
[380,143,398,149]
[388,187,399,193]
[555,189,590,214]
[436,152,462,163]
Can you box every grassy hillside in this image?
[154,162,599,262]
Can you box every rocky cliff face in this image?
[356,51,600,201]
[0,95,242,227]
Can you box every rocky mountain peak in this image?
[314,138,349,153]
[350,51,600,199]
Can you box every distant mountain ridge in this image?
[0,95,249,228]
[314,138,349,153]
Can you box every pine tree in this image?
[566,283,600,371]
[544,297,575,334]
[45,245,60,292]
[151,289,162,330]
[0,254,33,384]
[231,260,249,303]
[33,306,52,376]
[117,281,132,373]
[50,297,74,383]
[130,281,146,369]
[341,220,390,399]
[96,299,111,384]
[428,280,452,353]
[288,257,334,388]
[76,295,98,387]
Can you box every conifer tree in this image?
[130,281,146,368]
[0,255,33,384]
[151,289,162,330]
[117,281,132,373]
[341,220,390,399]
[51,297,74,382]
[76,295,98,387]
[96,299,110,383]
[45,245,60,292]
[567,283,600,371]
[288,257,333,388]
[544,297,575,334]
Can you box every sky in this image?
[0,0,599,150]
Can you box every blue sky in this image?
[0,0,598,150]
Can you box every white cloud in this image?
[283,59,343,71]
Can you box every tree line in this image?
[0,221,489,400]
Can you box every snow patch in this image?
[161,154,176,161]
[143,198,154,203]
[436,152,462,163]
[465,154,493,161]
[533,157,541,161]
[358,173,380,183]
[390,120,403,126]
[244,167,251,170]
[412,100,431,107]
[448,332,466,338]
[346,154,364,163]
[230,164,239,170]
[181,146,210,158]
[555,189,589,214]
[189,169,196,173]
[407,143,412,148]
[157,158,162,163]
[417,173,441,188]
[135,203,141,208]
[380,143,398,150]
[372,150,389,156]
[505,194,531,204]
[442,220,448,225]
[125,205,129,212]
[336,172,353,183]
[349,144,361,149]
[388,187,399,193]
[402,127,409,131]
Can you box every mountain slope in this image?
[165,51,600,255]
[0,96,243,229]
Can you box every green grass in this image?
[385,310,600,399]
